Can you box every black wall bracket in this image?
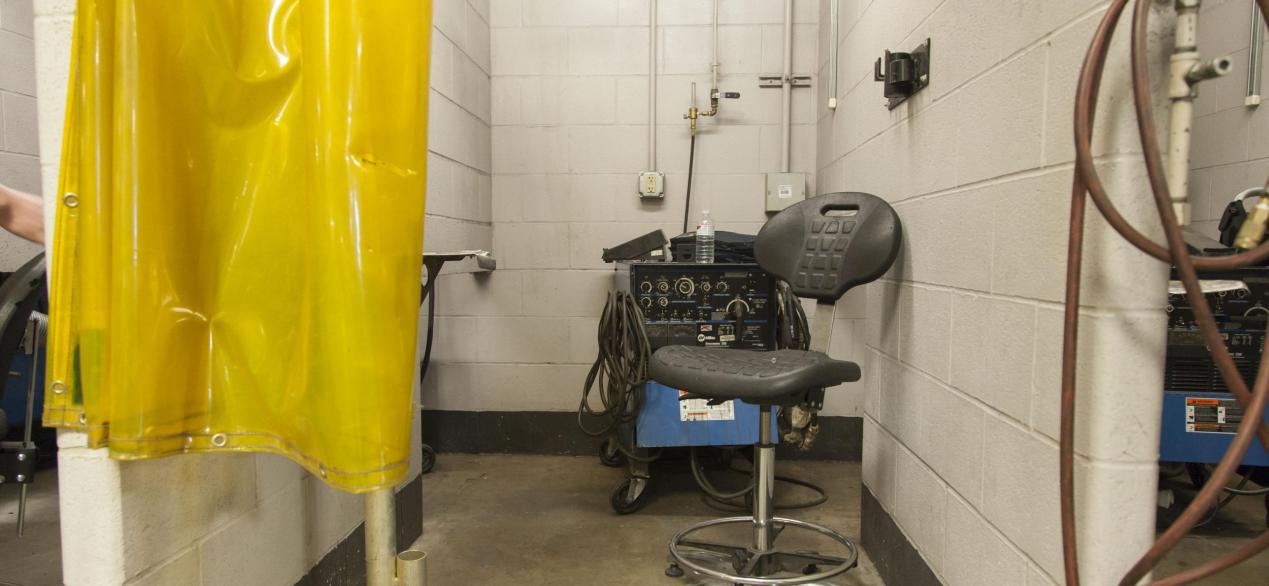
[874,38,931,110]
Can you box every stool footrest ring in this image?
[668,516,859,585]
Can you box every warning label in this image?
[1185,396,1243,435]
[679,391,736,422]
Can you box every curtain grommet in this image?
[50,380,66,394]
[210,433,228,447]
[77,413,86,424]
[62,193,79,208]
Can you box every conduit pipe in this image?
[828,0,839,110]
[1063,1,1269,584]
[1165,0,1233,226]
[712,0,720,105]
[780,0,794,173]
[649,0,657,170]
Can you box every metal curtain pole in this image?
[365,487,427,586]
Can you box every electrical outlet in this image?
[638,171,665,199]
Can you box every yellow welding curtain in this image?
[42,0,432,493]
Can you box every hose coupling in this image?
[1234,193,1269,250]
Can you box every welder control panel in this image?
[616,262,777,350]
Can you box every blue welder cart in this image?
[1159,392,1269,467]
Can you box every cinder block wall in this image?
[817,1,1170,584]
[1188,0,1268,239]
[429,0,873,419]
[32,0,491,583]
[0,0,42,269]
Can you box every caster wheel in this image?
[420,444,437,474]
[610,477,651,515]
[599,440,626,468]
[665,563,684,578]
[803,564,819,575]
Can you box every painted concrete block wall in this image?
[1188,0,1269,239]
[0,0,42,269]
[819,1,1171,584]
[32,0,470,583]
[429,0,870,418]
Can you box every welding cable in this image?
[1193,476,1247,529]
[1063,1,1269,584]
[688,447,829,511]
[776,281,811,351]
[1222,483,1269,496]
[576,291,659,462]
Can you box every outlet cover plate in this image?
[639,171,665,199]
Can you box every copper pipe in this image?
[1064,1,1269,585]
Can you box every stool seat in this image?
[649,346,860,404]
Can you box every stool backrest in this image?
[754,192,901,302]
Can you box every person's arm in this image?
[0,184,45,244]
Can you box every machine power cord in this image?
[688,447,828,512]
[1066,1,1269,583]
[577,291,659,462]
[683,133,697,234]
[419,273,437,385]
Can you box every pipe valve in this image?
[1234,192,1269,250]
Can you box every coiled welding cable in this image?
[577,290,659,462]
[689,447,827,511]
[1064,1,1269,584]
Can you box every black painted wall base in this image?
[295,472,424,586]
[420,410,864,461]
[861,485,942,586]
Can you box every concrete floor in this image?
[412,453,883,586]
[2,455,1267,585]
[0,474,62,586]
[1154,474,1269,584]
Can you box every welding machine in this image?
[1160,269,1269,467]
[598,261,787,512]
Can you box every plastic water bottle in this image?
[695,210,715,263]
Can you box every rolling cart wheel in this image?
[599,439,626,468]
[610,477,651,515]
[420,443,437,474]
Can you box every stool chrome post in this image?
[753,405,776,552]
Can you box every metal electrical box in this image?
[766,172,806,212]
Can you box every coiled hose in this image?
[1065,1,1269,584]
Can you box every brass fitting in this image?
[700,89,720,119]
[685,104,698,136]
[1234,193,1269,249]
